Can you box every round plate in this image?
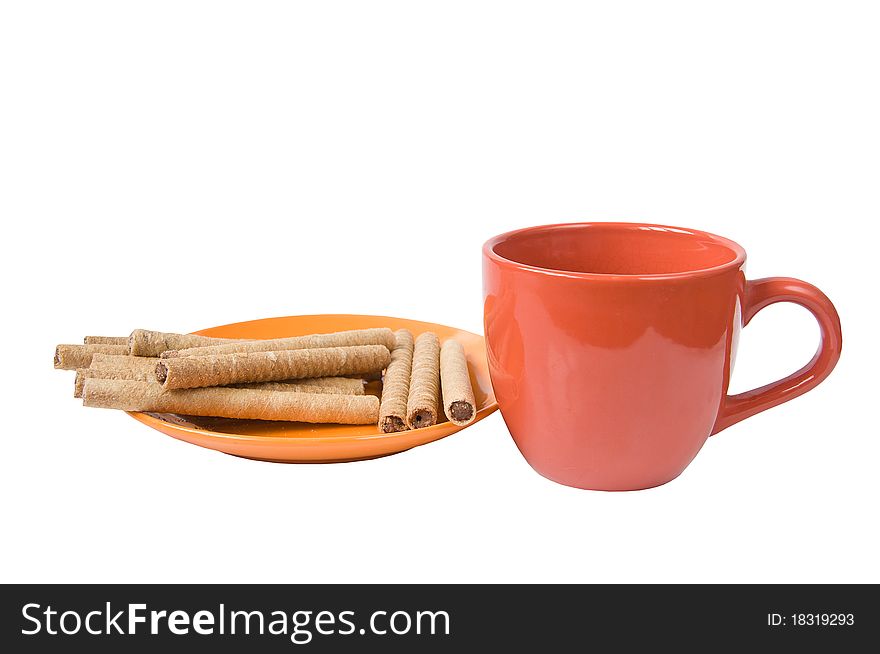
[127,315,497,463]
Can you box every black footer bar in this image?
[1,584,875,651]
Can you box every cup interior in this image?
[490,223,744,276]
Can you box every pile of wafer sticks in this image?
[54,327,476,430]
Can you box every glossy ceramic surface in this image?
[128,315,497,463]
[483,223,842,491]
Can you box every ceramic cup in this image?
[482,223,842,491]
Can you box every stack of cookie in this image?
[53,326,475,430]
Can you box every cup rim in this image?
[483,222,747,281]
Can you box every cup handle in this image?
[711,277,842,435]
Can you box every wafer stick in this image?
[161,328,397,358]
[88,355,363,394]
[76,370,363,399]
[406,332,441,429]
[156,345,390,390]
[233,380,364,395]
[440,339,476,426]
[379,329,415,432]
[54,344,130,370]
[82,379,379,424]
[84,336,129,345]
[74,366,158,398]
[89,354,160,373]
[74,354,160,398]
[289,377,366,393]
[129,329,246,356]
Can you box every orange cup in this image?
[483,223,842,490]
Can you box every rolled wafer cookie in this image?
[75,371,360,399]
[54,344,130,370]
[90,354,364,395]
[84,336,129,345]
[289,377,366,393]
[82,379,379,424]
[89,354,160,373]
[440,339,476,426]
[238,377,366,394]
[73,354,161,398]
[155,344,391,390]
[129,329,248,357]
[74,365,158,398]
[406,332,441,429]
[232,379,364,395]
[379,329,415,432]
[161,328,397,358]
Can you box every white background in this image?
[1,1,877,584]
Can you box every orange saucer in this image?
[127,315,497,462]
